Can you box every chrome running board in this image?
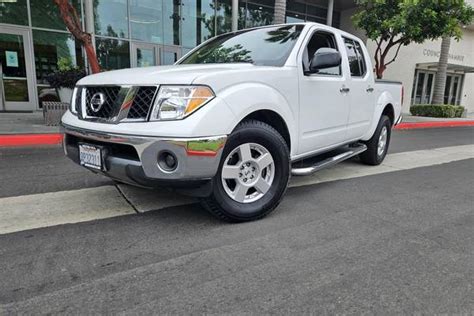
[291,144,367,176]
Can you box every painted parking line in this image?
[0,186,135,235]
[0,144,473,235]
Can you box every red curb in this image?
[0,120,473,147]
[395,120,474,130]
[0,134,63,147]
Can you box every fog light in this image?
[158,151,178,172]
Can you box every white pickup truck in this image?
[62,23,402,222]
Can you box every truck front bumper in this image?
[62,124,227,195]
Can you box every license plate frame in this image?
[78,143,103,170]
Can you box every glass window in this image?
[303,31,340,76]
[180,25,304,67]
[353,40,367,76]
[443,75,452,104]
[424,73,434,104]
[163,50,179,65]
[414,72,425,104]
[94,0,128,38]
[182,0,215,47]
[0,33,29,101]
[31,0,81,31]
[286,1,305,16]
[215,0,245,36]
[306,5,326,18]
[32,30,84,84]
[96,37,130,70]
[344,38,365,77]
[163,0,181,45]
[0,0,28,26]
[130,0,163,44]
[286,12,304,23]
[245,3,274,28]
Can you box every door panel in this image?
[0,28,35,111]
[298,29,350,154]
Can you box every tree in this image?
[274,0,286,24]
[353,0,473,79]
[431,36,451,105]
[53,0,101,73]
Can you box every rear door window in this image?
[343,38,367,77]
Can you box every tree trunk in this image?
[54,0,100,73]
[431,36,451,105]
[274,0,286,24]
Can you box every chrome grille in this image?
[127,87,157,119]
[84,86,121,119]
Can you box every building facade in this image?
[0,0,473,114]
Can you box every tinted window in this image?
[179,25,304,67]
[303,31,340,76]
[344,38,366,77]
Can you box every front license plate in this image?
[79,144,103,170]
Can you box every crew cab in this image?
[62,23,403,222]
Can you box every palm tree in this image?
[274,0,286,24]
[431,36,451,105]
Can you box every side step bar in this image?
[291,144,367,176]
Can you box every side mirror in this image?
[309,48,341,73]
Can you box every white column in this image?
[326,0,334,26]
[232,0,239,32]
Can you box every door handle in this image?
[340,86,350,93]
[366,87,374,93]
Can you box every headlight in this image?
[149,85,215,121]
[69,87,79,115]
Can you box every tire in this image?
[201,120,290,222]
[359,115,392,165]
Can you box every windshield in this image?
[179,25,304,67]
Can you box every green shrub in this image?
[410,104,465,118]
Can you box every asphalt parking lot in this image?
[0,127,473,314]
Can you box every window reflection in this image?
[130,0,163,44]
[245,2,274,28]
[0,0,28,26]
[94,0,128,38]
[96,38,130,70]
[32,30,84,83]
[31,0,81,31]
[163,0,181,46]
[182,0,214,48]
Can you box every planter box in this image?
[43,102,69,126]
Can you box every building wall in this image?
[365,29,474,114]
[339,6,474,115]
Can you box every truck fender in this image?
[216,82,298,155]
[361,91,395,141]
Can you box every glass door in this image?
[131,43,160,68]
[0,26,35,111]
[162,46,182,65]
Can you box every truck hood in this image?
[77,64,256,86]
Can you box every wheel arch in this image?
[238,110,291,152]
[382,103,395,126]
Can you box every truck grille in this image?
[127,87,157,119]
[85,86,121,119]
[77,86,158,122]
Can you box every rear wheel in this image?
[359,115,391,165]
[201,120,290,222]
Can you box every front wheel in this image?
[201,120,290,222]
[359,115,392,165]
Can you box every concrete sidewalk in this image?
[0,112,60,135]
